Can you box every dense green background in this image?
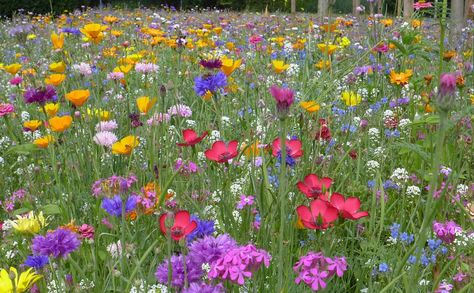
[0,0,398,17]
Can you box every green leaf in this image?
[13,207,31,216]
[41,204,61,215]
[389,40,407,55]
[5,143,43,156]
[393,142,430,163]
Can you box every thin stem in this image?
[277,118,287,291]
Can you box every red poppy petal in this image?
[350,211,369,219]
[227,140,239,153]
[310,199,327,216]
[184,220,198,235]
[304,174,319,187]
[296,205,312,221]
[182,129,197,142]
[174,210,190,227]
[296,181,309,196]
[212,140,227,154]
[205,149,219,161]
[321,177,333,189]
[159,213,167,236]
[330,193,345,210]
[345,197,362,213]
[324,205,339,223]
[271,138,281,157]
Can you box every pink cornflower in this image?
[0,103,15,117]
[439,73,457,97]
[93,131,118,147]
[135,62,159,73]
[270,85,294,115]
[78,224,95,239]
[9,76,23,85]
[107,71,124,80]
[249,35,263,45]
[414,1,433,10]
[237,195,254,209]
[95,120,118,132]
[73,62,92,76]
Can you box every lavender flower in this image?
[168,104,192,117]
[93,131,118,147]
[23,86,56,105]
[31,229,81,258]
[101,195,137,217]
[91,175,137,197]
[24,255,49,270]
[155,254,203,289]
[188,234,237,266]
[182,282,225,293]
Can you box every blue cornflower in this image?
[101,195,137,217]
[193,72,227,97]
[186,215,215,243]
[427,239,441,251]
[408,255,417,264]
[24,255,49,270]
[378,263,389,273]
[367,180,376,189]
[390,223,401,239]
[383,180,399,190]
[276,151,296,167]
[440,246,448,255]
[400,232,414,244]
[420,253,430,266]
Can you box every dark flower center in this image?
[218,152,232,161]
[171,226,184,238]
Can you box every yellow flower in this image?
[66,89,90,107]
[80,23,107,44]
[86,108,110,121]
[48,115,72,132]
[23,120,42,132]
[8,211,47,234]
[49,61,66,73]
[412,19,422,28]
[112,135,139,155]
[114,64,133,74]
[341,91,362,106]
[4,63,22,75]
[470,94,474,105]
[43,103,60,117]
[380,18,393,27]
[317,43,338,55]
[136,96,157,114]
[221,57,241,76]
[0,267,42,293]
[300,101,321,113]
[103,15,119,23]
[315,60,331,70]
[27,34,36,40]
[45,74,66,86]
[272,60,289,74]
[389,69,413,86]
[339,36,351,48]
[243,140,261,157]
[51,32,65,50]
[33,135,54,148]
[202,90,213,101]
[213,27,223,35]
[225,42,234,51]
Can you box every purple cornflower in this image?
[188,234,237,266]
[194,72,227,96]
[439,73,457,97]
[24,255,49,270]
[155,254,203,289]
[182,282,225,293]
[199,59,222,69]
[101,195,137,217]
[433,220,462,244]
[435,281,453,293]
[237,195,255,209]
[186,215,215,243]
[31,229,81,258]
[23,86,56,105]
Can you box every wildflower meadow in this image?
[0,1,473,292]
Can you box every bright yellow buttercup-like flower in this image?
[33,135,55,148]
[112,136,139,155]
[317,43,338,55]
[43,103,60,117]
[272,60,290,74]
[389,69,413,86]
[45,74,66,86]
[51,32,65,50]
[80,23,108,44]
[4,63,22,75]
[49,61,66,73]
[136,96,157,114]
[221,57,241,76]
[341,91,362,107]
[0,267,42,293]
[66,89,90,107]
[48,115,72,132]
[8,211,47,234]
[300,101,321,113]
[23,120,42,132]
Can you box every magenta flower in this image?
[433,220,462,244]
[0,103,15,117]
[307,268,328,291]
[413,1,433,10]
[270,85,294,115]
[237,195,254,209]
[294,252,347,291]
[439,73,457,97]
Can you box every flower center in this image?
[218,152,232,161]
[171,226,184,238]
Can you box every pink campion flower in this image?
[237,195,254,209]
[439,73,457,97]
[307,268,328,291]
[329,193,369,220]
[432,220,462,244]
[453,272,467,282]
[269,85,294,114]
[294,252,347,291]
[0,103,15,117]
[205,140,238,163]
[9,76,22,85]
[297,173,333,199]
[413,1,433,10]
[176,129,208,147]
[326,256,347,277]
[435,281,453,293]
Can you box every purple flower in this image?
[294,252,347,291]
[23,86,56,105]
[199,59,223,69]
[24,255,49,270]
[182,282,225,293]
[270,85,294,115]
[438,73,457,101]
[435,281,453,293]
[186,215,215,243]
[194,72,227,96]
[326,256,347,277]
[0,103,15,117]
[91,175,137,197]
[188,234,237,266]
[31,229,81,258]
[453,272,466,282]
[155,254,203,289]
[307,268,328,291]
[167,104,192,117]
[237,195,255,209]
[433,220,462,244]
[101,195,137,217]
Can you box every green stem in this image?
[277,118,287,291]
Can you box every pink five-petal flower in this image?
[176,129,208,147]
[296,199,339,229]
[330,193,369,220]
[205,140,239,163]
[297,173,333,199]
[271,137,303,158]
[326,256,348,277]
[309,268,328,291]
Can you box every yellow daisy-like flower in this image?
[8,211,47,234]
[136,96,157,114]
[65,89,90,107]
[300,101,321,113]
[389,69,413,86]
[48,115,72,132]
[272,60,290,74]
[80,23,108,44]
[0,267,42,293]
[51,32,65,50]
[341,91,362,107]
[49,61,66,73]
[43,103,60,117]
[221,57,241,76]
[23,120,42,132]
[33,135,55,148]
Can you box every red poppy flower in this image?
[329,193,369,220]
[271,137,303,158]
[297,173,333,199]
[176,129,208,147]
[204,140,239,163]
[296,199,339,230]
[159,210,197,241]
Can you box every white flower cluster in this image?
[453,231,474,248]
[79,279,95,290]
[366,160,380,175]
[456,184,469,196]
[230,178,247,195]
[368,128,380,142]
[390,168,409,185]
[286,63,300,77]
[406,185,421,197]
[209,130,221,142]
[129,280,167,293]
